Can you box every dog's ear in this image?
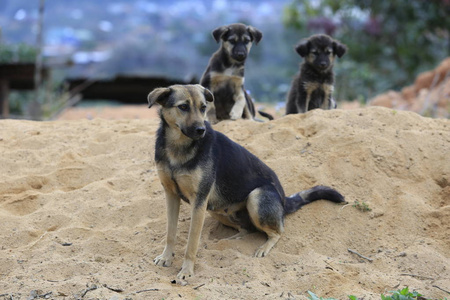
[203,87,214,103]
[147,87,172,108]
[212,26,229,43]
[195,84,214,103]
[247,26,262,45]
[333,41,347,58]
[295,40,310,57]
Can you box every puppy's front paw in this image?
[154,252,173,267]
[229,111,240,120]
[177,260,194,280]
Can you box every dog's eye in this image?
[177,104,189,112]
[325,50,332,55]
[200,105,207,113]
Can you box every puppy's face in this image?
[295,34,347,72]
[148,85,214,140]
[213,23,262,63]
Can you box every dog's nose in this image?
[235,51,246,60]
[320,61,327,67]
[195,127,206,136]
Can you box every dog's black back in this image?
[156,119,284,213]
[286,34,346,114]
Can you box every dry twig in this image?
[433,285,450,295]
[136,288,159,293]
[400,273,435,280]
[348,248,373,262]
[193,283,205,290]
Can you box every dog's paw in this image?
[229,106,244,120]
[254,247,268,258]
[177,260,194,280]
[154,253,173,267]
[229,112,240,120]
[254,243,274,258]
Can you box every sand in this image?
[0,106,449,300]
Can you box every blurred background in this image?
[0,0,449,119]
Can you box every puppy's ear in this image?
[196,84,214,103]
[147,87,172,108]
[333,41,347,58]
[247,26,263,45]
[212,26,229,43]
[295,40,309,57]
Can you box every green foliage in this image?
[307,291,338,300]
[307,287,450,300]
[283,0,450,101]
[381,287,424,300]
[0,43,37,63]
[353,200,372,212]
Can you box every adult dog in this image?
[286,34,347,114]
[200,23,273,123]
[148,84,345,279]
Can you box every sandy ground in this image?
[0,106,449,300]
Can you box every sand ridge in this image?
[0,107,449,299]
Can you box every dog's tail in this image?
[284,185,346,215]
[258,110,274,121]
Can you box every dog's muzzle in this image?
[232,44,247,62]
[183,125,206,140]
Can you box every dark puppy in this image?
[148,84,345,280]
[200,23,272,123]
[286,34,347,114]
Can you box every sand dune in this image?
[0,107,449,299]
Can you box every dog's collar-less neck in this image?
[301,63,334,81]
[219,48,245,69]
[157,116,200,166]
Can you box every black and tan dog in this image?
[200,23,273,123]
[148,84,345,279]
[286,34,347,114]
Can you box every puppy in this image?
[286,34,347,114]
[200,23,273,123]
[148,84,345,280]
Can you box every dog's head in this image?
[212,23,262,63]
[148,84,214,140]
[295,34,347,72]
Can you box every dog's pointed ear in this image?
[147,87,172,108]
[247,26,262,45]
[295,40,310,57]
[333,41,347,58]
[196,85,214,102]
[212,26,229,43]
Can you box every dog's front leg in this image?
[154,189,180,267]
[178,202,207,279]
[229,93,246,120]
[322,84,334,110]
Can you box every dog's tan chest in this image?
[303,81,334,95]
[209,71,244,92]
[156,162,205,203]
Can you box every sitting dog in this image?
[200,23,273,123]
[286,34,347,114]
[148,84,345,280]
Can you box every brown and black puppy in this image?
[148,84,345,280]
[200,23,273,123]
[286,34,347,114]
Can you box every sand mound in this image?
[369,57,450,118]
[0,107,449,299]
